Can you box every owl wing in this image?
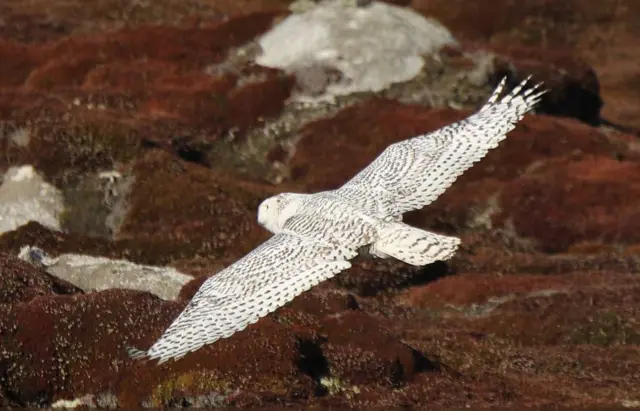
[332,77,546,218]
[127,232,355,364]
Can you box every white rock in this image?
[19,246,192,300]
[0,165,64,234]
[256,0,457,102]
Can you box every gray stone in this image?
[0,165,65,234]
[257,0,457,102]
[18,246,192,301]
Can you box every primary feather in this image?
[333,76,546,217]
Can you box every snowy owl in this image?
[128,76,546,363]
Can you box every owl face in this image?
[257,193,306,234]
[257,194,288,233]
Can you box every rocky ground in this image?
[1,0,639,408]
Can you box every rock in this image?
[0,165,65,234]
[18,245,193,300]
[60,169,134,239]
[51,393,119,409]
[0,151,276,270]
[257,0,457,101]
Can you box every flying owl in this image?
[128,76,546,363]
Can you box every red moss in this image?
[471,280,640,346]
[154,71,238,91]
[117,150,272,265]
[500,156,640,252]
[138,72,292,134]
[290,101,625,193]
[0,253,81,304]
[0,289,181,406]
[18,12,281,91]
[24,56,104,89]
[401,271,639,308]
[227,73,295,135]
[82,60,180,90]
[119,317,316,407]
[320,311,436,387]
[1,1,639,408]
[412,0,623,46]
[22,109,144,177]
[0,39,43,86]
[44,12,282,65]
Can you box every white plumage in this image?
[128,76,546,363]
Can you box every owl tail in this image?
[370,223,460,266]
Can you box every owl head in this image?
[257,193,298,233]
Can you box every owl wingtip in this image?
[126,345,148,360]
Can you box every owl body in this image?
[128,76,547,363]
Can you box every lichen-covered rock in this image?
[0,165,64,234]
[18,246,193,300]
[257,0,457,101]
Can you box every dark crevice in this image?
[411,346,442,374]
[408,260,453,286]
[296,337,330,396]
[391,346,442,388]
[170,135,212,167]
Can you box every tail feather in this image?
[371,223,460,266]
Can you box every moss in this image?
[566,312,640,346]
[111,150,272,266]
[17,112,143,181]
[148,371,232,407]
[319,376,360,398]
